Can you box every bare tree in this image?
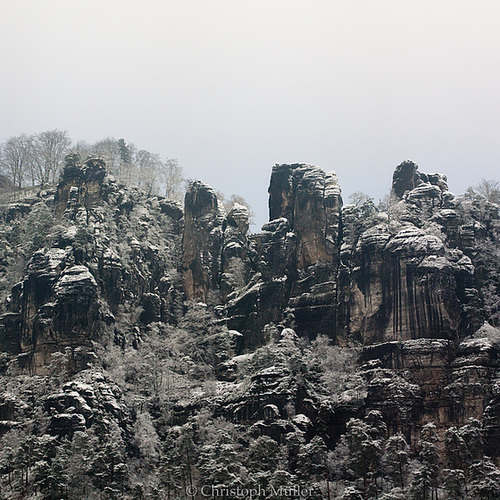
[134,150,163,194]
[466,179,500,204]
[161,159,184,201]
[0,134,35,190]
[91,137,121,176]
[1,132,183,200]
[33,130,71,185]
[348,191,373,207]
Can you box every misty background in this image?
[1,0,499,229]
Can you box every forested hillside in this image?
[0,149,499,499]
[0,132,184,201]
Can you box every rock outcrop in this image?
[182,180,226,302]
[44,372,130,437]
[220,159,499,450]
[221,203,253,296]
[6,245,105,374]
[55,155,107,217]
[226,164,344,345]
[181,181,258,305]
[0,154,184,373]
[330,160,494,441]
[342,160,476,344]
[1,152,500,498]
[268,163,342,268]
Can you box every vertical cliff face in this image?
[221,203,253,296]
[268,163,342,268]
[223,160,482,349]
[344,159,476,346]
[224,163,344,345]
[339,160,496,439]
[3,156,111,373]
[181,180,259,306]
[348,225,472,344]
[216,159,499,444]
[181,180,226,302]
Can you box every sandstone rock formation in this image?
[1,153,500,498]
[226,163,344,345]
[268,163,342,268]
[0,154,184,373]
[4,239,105,374]
[220,159,499,452]
[182,180,226,302]
[221,203,254,296]
[55,155,107,217]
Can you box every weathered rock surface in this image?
[182,180,226,302]
[219,160,500,454]
[221,203,254,297]
[44,372,130,437]
[268,163,342,268]
[226,164,344,344]
[1,151,500,493]
[348,227,471,345]
[6,248,104,373]
[0,155,184,373]
[329,160,498,442]
[55,155,107,217]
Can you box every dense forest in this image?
[0,133,499,499]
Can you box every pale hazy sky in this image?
[1,1,499,229]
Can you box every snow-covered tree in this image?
[384,434,410,489]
